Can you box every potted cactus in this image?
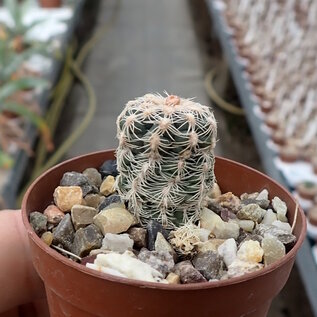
[116,94,217,227]
[22,94,306,317]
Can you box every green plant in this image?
[0,38,51,83]
[3,0,43,49]
[116,93,217,228]
[0,77,53,168]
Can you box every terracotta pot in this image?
[22,150,306,317]
[39,0,62,8]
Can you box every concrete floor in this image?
[55,0,314,316]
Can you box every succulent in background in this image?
[116,93,217,228]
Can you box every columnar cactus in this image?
[115,93,217,228]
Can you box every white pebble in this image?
[237,240,263,263]
[272,197,287,216]
[218,238,237,267]
[92,251,166,283]
[257,189,269,201]
[102,233,134,253]
[261,209,277,225]
[272,220,292,233]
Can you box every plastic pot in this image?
[39,0,62,8]
[22,150,306,317]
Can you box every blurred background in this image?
[0,0,316,316]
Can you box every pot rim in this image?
[22,149,306,291]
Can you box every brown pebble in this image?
[44,205,65,224]
[41,231,53,246]
[53,186,83,212]
[100,176,116,196]
[166,272,180,284]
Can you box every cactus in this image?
[115,93,217,228]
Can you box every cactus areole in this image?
[115,94,217,228]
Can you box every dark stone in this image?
[240,233,263,246]
[60,171,95,196]
[207,200,228,216]
[220,209,237,222]
[30,212,47,235]
[173,260,206,284]
[138,248,174,276]
[146,220,170,251]
[98,194,122,211]
[71,224,103,257]
[127,227,147,249]
[241,198,270,209]
[53,214,75,251]
[192,251,224,280]
[83,168,102,187]
[99,159,118,178]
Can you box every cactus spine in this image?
[115,93,217,228]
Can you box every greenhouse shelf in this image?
[207,1,317,316]
[1,0,85,209]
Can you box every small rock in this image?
[241,199,270,209]
[93,206,134,234]
[218,238,237,267]
[90,251,164,283]
[196,239,225,253]
[98,194,122,211]
[100,176,116,196]
[237,204,264,222]
[262,236,286,266]
[53,214,75,251]
[53,186,83,212]
[256,189,269,201]
[214,192,241,213]
[147,220,170,251]
[197,228,211,242]
[71,204,98,230]
[261,209,277,225]
[30,212,47,235]
[272,197,287,217]
[227,259,263,278]
[232,219,254,232]
[138,248,174,276]
[43,205,65,224]
[207,183,222,199]
[83,168,102,187]
[166,272,180,284]
[220,209,237,222]
[240,234,263,245]
[237,240,263,263]
[84,194,105,209]
[240,192,259,200]
[102,233,134,253]
[60,171,95,196]
[277,214,288,223]
[200,208,239,239]
[192,251,224,280]
[89,249,111,256]
[99,159,118,178]
[155,232,177,261]
[41,231,53,246]
[127,227,147,249]
[255,224,296,245]
[173,261,207,284]
[71,224,103,257]
[272,220,292,233]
